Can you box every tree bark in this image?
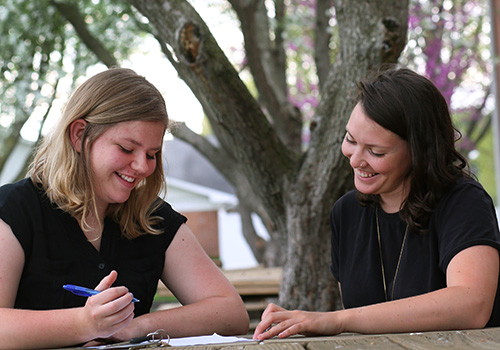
[315,0,333,90]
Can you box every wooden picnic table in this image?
[120,327,500,349]
[57,267,500,349]
[56,327,500,349]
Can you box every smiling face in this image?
[342,103,412,212]
[88,120,165,213]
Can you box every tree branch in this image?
[51,0,118,68]
[229,0,302,152]
[169,122,233,178]
[235,202,266,264]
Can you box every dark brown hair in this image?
[356,66,470,234]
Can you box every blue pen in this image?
[63,284,140,302]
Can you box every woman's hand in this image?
[253,303,341,340]
[79,271,136,341]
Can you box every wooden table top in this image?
[254,328,500,350]
[65,327,500,350]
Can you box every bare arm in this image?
[110,224,249,340]
[254,245,499,339]
[0,219,135,350]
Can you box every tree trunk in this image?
[129,0,408,311]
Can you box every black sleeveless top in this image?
[0,178,186,316]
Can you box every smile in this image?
[117,173,135,183]
[356,169,377,178]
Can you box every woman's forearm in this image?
[0,307,91,350]
[339,286,493,334]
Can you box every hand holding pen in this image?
[69,270,136,341]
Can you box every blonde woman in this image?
[0,68,249,349]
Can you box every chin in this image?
[354,184,377,195]
[110,195,131,204]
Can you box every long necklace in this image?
[375,207,409,301]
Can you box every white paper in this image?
[165,333,254,347]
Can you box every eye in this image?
[369,149,385,157]
[119,146,132,154]
[146,153,157,160]
[344,134,356,144]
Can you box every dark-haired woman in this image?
[254,67,500,339]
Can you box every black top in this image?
[0,178,187,316]
[330,178,500,327]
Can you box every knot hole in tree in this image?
[177,22,203,64]
[381,16,403,63]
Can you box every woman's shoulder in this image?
[333,189,360,210]
[331,189,367,221]
[0,178,49,227]
[442,176,492,203]
[432,176,496,227]
[151,198,187,230]
[0,179,48,251]
[153,199,184,217]
[0,178,40,204]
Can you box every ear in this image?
[69,119,87,153]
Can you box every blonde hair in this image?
[29,68,169,239]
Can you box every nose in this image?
[348,148,365,168]
[342,138,367,168]
[131,153,150,174]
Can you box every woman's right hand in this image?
[253,303,342,340]
[80,271,135,340]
